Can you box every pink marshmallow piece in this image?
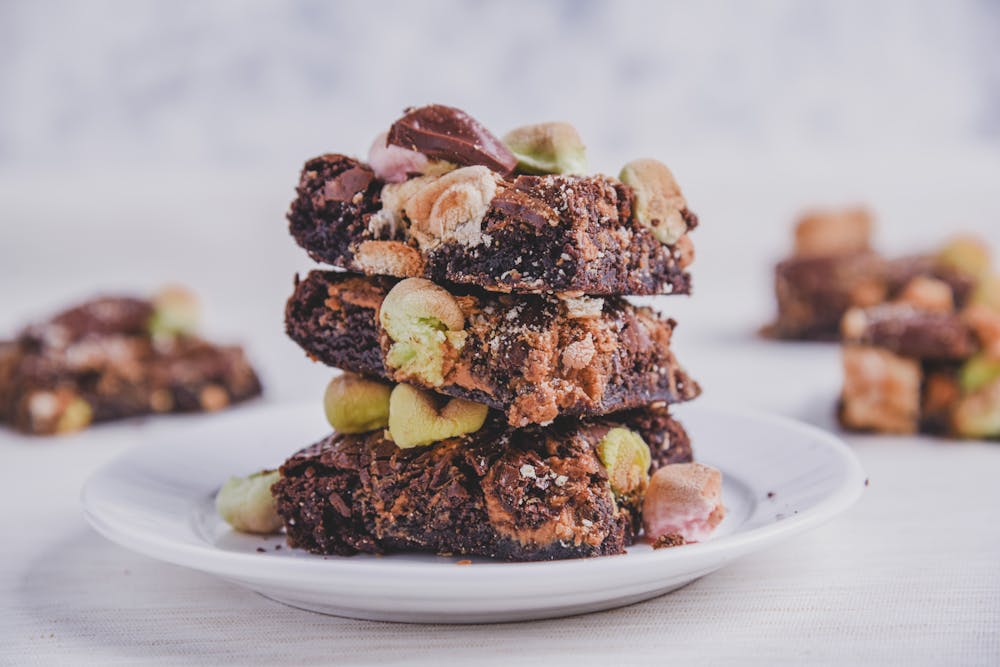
[367,131,429,183]
[642,462,725,543]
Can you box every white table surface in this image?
[2,156,1000,665]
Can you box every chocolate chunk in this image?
[387,104,517,175]
[321,166,374,203]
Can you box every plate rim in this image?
[80,402,866,586]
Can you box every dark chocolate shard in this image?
[387,104,517,175]
[321,166,374,203]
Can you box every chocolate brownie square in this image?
[272,405,692,561]
[285,270,700,427]
[0,292,262,435]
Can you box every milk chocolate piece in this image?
[387,104,517,175]
[322,166,374,203]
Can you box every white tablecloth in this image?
[2,160,999,665]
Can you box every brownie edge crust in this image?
[272,406,692,561]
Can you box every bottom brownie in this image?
[272,405,692,561]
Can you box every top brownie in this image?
[287,104,698,296]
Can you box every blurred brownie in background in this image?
[0,287,261,436]
[767,207,886,340]
[837,243,1000,439]
[766,207,983,340]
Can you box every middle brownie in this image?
[286,270,700,427]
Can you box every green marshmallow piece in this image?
[503,122,587,175]
[959,354,1000,394]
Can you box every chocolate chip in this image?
[321,166,374,203]
[387,104,517,175]
[327,492,351,517]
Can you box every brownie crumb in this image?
[256,547,266,553]
[766,491,776,499]
[865,478,870,487]
[652,533,686,549]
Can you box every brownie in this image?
[769,251,887,340]
[287,154,696,296]
[0,296,262,435]
[272,405,692,561]
[285,270,700,426]
[838,300,1000,439]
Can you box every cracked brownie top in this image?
[287,104,698,296]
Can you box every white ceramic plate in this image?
[81,402,865,623]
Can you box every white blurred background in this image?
[3,0,999,167]
[1,0,999,407]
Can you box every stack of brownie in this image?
[274,105,702,561]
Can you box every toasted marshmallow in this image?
[642,463,725,543]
